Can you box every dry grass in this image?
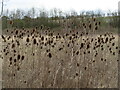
[1,18,119,88]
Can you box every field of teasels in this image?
[0,9,120,88]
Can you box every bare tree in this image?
[31,7,35,18]
[0,0,9,18]
[0,0,4,17]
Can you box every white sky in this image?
[2,0,120,12]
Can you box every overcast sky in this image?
[2,0,120,12]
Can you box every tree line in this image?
[1,7,120,30]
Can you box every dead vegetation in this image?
[1,17,119,88]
